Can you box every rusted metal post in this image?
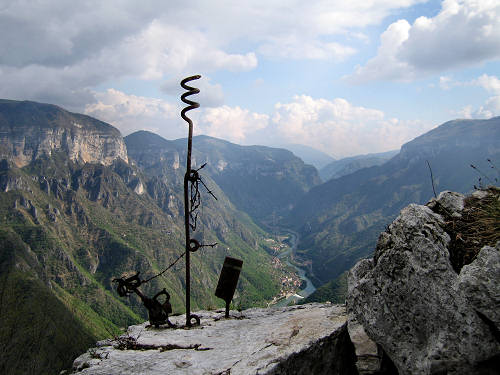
[180,75,201,327]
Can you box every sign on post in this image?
[215,257,243,318]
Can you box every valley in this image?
[0,100,499,375]
[266,230,317,307]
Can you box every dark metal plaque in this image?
[215,257,243,317]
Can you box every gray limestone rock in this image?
[458,243,500,329]
[347,316,381,374]
[348,202,500,375]
[0,101,128,168]
[432,190,465,218]
[72,304,357,375]
[0,172,29,192]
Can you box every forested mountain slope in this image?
[126,131,321,223]
[290,117,500,287]
[0,100,281,374]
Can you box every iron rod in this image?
[180,75,201,327]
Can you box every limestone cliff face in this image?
[0,99,128,167]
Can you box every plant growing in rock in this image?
[443,187,500,272]
[471,159,499,189]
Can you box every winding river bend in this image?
[273,230,316,307]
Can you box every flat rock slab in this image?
[73,303,349,375]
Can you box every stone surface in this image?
[72,304,357,375]
[458,243,500,329]
[348,198,500,375]
[427,190,465,218]
[347,316,381,374]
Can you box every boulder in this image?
[458,244,500,330]
[348,191,500,375]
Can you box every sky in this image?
[1,0,499,158]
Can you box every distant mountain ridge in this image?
[319,150,398,181]
[126,131,321,222]
[279,143,335,170]
[290,116,500,291]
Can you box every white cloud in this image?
[179,0,425,61]
[84,89,183,138]
[350,0,500,82]
[439,76,454,90]
[84,89,434,157]
[457,105,474,119]
[446,74,500,119]
[349,20,414,82]
[199,106,269,144]
[259,37,356,61]
[458,94,500,119]
[84,90,270,145]
[271,95,433,156]
[472,74,500,93]
[0,0,160,67]
[0,0,428,108]
[122,21,258,79]
[458,96,500,119]
[475,96,500,118]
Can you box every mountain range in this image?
[278,143,335,170]
[292,117,499,302]
[125,131,320,223]
[0,99,498,374]
[0,100,312,374]
[319,150,399,182]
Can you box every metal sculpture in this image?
[111,74,243,329]
[113,272,174,328]
[180,75,218,326]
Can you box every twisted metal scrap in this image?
[113,273,174,328]
[188,163,217,231]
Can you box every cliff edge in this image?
[0,99,128,167]
[71,304,357,375]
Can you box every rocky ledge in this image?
[72,303,357,375]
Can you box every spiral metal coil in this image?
[180,75,201,128]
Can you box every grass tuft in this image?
[445,187,500,272]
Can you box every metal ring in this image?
[188,170,199,182]
[188,314,201,327]
[189,239,201,252]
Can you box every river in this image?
[272,230,316,307]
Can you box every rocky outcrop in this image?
[72,304,357,375]
[0,99,128,167]
[348,190,500,375]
